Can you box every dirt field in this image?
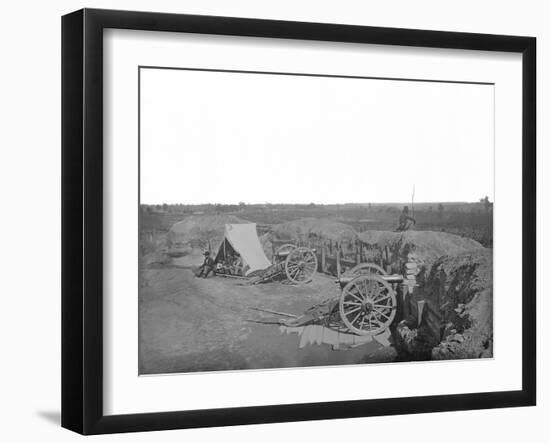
[139,268,390,374]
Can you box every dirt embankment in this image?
[393,249,493,361]
[272,218,358,243]
[358,230,486,273]
[167,214,248,248]
[143,214,249,268]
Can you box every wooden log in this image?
[248,307,297,318]
[384,245,391,273]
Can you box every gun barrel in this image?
[337,273,404,288]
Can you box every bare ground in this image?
[139,268,390,374]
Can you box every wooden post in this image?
[336,245,341,279]
[400,284,410,321]
[321,245,326,273]
[355,240,361,265]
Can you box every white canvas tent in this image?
[215,224,271,276]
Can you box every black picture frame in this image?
[62,8,536,435]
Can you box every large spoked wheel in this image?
[339,274,397,336]
[284,247,318,284]
[346,262,388,277]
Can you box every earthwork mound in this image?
[358,230,486,271]
[273,217,358,243]
[167,214,248,248]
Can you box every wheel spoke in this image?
[362,280,372,297]
[368,314,382,326]
[347,291,365,303]
[354,282,366,299]
[373,309,390,320]
[345,306,362,315]
[370,282,382,297]
[350,312,362,326]
[372,293,390,303]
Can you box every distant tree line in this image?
[140,198,493,216]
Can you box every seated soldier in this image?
[196,251,215,278]
[397,206,416,231]
[233,255,243,276]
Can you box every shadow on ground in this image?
[36,410,60,426]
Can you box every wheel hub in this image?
[362,301,374,314]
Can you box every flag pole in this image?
[411,184,415,219]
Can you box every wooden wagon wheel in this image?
[339,274,396,336]
[284,247,318,284]
[346,262,388,276]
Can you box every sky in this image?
[139,68,494,205]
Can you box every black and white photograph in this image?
[138,66,494,375]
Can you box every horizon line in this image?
[140,200,491,206]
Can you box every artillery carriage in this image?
[247,244,318,285]
[271,261,418,338]
[336,262,413,336]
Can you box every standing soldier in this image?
[397,206,416,231]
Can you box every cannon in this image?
[252,260,423,341]
[248,244,318,285]
[336,263,403,336]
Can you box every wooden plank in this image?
[336,246,341,279]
